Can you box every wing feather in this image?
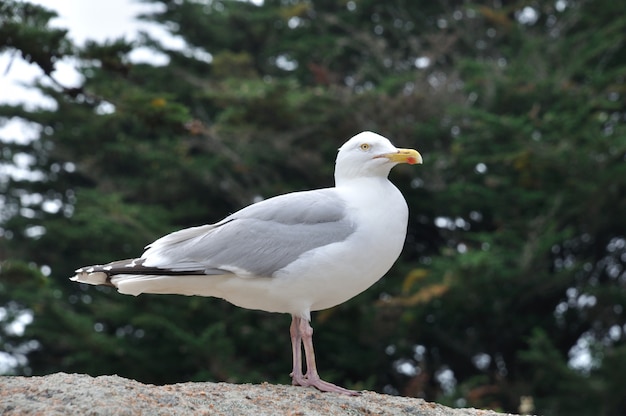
[141,188,355,277]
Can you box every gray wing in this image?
[140,188,356,277]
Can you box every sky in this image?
[0,0,193,174]
[0,0,181,182]
[0,0,178,117]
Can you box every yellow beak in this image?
[378,148,423,165]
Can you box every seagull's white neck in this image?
[334,165,394,187]
[334,177,395,197]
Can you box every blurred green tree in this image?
[1,0,625,414]
[378,2,626,414]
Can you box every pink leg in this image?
[289,315,360,396]
[289,316,304,382]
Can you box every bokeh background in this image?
[1,1,625,414]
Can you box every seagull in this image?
[71,131,422,395]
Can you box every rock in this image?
[0,373,518,415]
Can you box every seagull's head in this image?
[335,131,422,183]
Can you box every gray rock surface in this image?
[0,373,518,415]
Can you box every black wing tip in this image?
[75,258,208,277]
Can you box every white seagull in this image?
[71,131,422,395]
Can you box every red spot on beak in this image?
[407,157,418,165]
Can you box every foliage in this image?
[1,0,625,414]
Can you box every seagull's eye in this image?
[360,143,371,151]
